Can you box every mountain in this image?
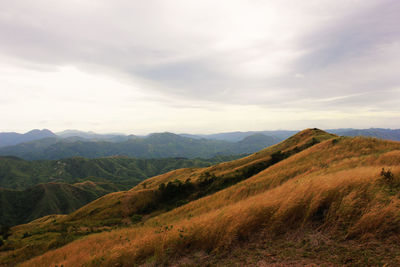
[3,128,400,161]
[0,155,244,190]
[224,133,281,154]
[0,133,277,160]
[180,130,297,142]
[184,128,400,142]
[56,130,134,142]
[0,181,120,226]
[0,129,56,148]
[329,128,400,141]
[3,128,400,266]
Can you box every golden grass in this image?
[18,134,400,267]
[20,167,398,266]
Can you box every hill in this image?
[0,133,277,160]
[0,155,244,190]
[2,129,400,266]
[0,181,120,226]
[0,129,56,148]
[0,155,243,227]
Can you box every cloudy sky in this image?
[1,0,399,134]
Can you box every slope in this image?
[0,129,335,265]
[0,181,120,226]
[0,155,243,228]
[19,130,399,267]
[0,155,244,190]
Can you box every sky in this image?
[0,0,399,134]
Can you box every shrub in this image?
[270,150,286,164]
[380,168,394,184]
[22,232,30,238]
[0,225,10,240]
[130,214,142,224]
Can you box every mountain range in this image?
[0,132,279,160]
[1,128,400,161]
[1,129,400,266]
[0,129,56,148]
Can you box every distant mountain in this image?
[56,130,134,142]
[2,128,400,161]
[224,133,281,154]
[0,129,56,148]
[180,130,297,142]
[0,133,275,160]
[327,128,400,141]
[183,128,400,142]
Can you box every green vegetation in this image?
[0,155,243,227]
[0,154,245,190]
[0,182,118,226]
[0,132,277,160]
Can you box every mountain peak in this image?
[26,129,55,136]
[0,129,56,148]
[292,128,335,140]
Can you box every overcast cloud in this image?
[1,0,399,134]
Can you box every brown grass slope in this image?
[4,129,400,266]
[64,128,334,223]
[0,129,334,265]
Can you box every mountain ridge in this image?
[0,132,276,160]
[0,129,56,148]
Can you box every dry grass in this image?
[17,133,400,267]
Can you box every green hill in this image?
[0,155,244,190]
[0,181,119,226]
[0,155,243,227]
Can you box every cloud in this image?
[0,0,399,133]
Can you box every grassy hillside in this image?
[0,155,242,227]
[0,132,278,160]
[2,129,400,266]
[0,154,244,190]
